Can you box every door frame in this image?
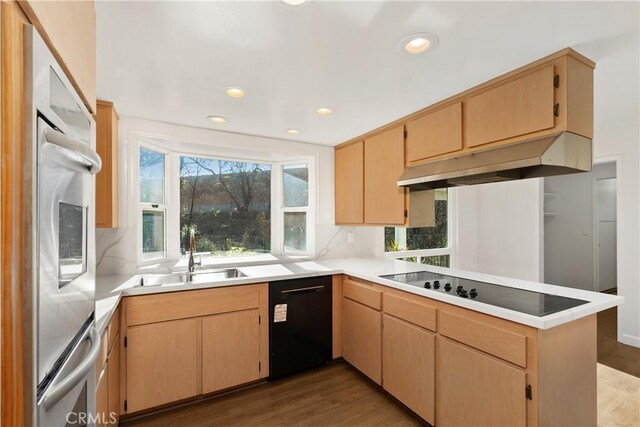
[591,157,621,292]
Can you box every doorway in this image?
[594,176,617,292]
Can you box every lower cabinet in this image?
[107,333,120,424]
[382,314,435,424]
[437,337,527,427]
[126,318,200,413]
[342,297,382,384]
[95,368,108,427]
[202,310,261,393]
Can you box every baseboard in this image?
[619,333,640,348]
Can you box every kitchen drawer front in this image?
[439,311,527,367]
[126,284,265,326]
[383,293,436,332]
[106,305,120,353]
[343,277,382,310]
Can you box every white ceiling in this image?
[96,1,639,146]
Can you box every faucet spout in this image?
[188,228,200,274]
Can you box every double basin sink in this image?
[137,268,246,287]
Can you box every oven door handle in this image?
[43,326,101,410]
[43,128,102,175]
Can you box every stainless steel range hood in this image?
[398,132,592,190]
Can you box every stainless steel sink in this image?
[190,268,246,283]
[137,268,246,287]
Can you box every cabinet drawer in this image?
[383,293,436,332]
[126,284,265,326]
[343,278,382,310]
[439,311,526,367]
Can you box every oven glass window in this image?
[58,202,87,287]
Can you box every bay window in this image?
[135,140,314,265]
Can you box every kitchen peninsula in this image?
[95,257,621,426]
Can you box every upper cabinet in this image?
[96,101,119,228]
[19,0,96,112]
[335,141,364,224]
[364,126,406,225]
[406,102,462,164]
[465,65,555,148]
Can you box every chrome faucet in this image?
[188,228,201,274]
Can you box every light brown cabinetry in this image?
[126,318,200,413]
[95,367,108,427]
[334,141,364,224]
[121,284,269,415]
[95,308,121,425]
[465,65,555,148]
[342,296,382,384]
[364,126,406,225]
[96,101,119,228]
[382,315,435,424]
[437,337,526,427]
[202,310,260,394]
[406,102,462,164]
[19,0,96,112]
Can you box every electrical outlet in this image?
[347,232,355,244]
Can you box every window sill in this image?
[170,253,313,272]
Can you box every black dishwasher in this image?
[269,276,332,380]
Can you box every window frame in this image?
[277,161,315,256]
[133,135,317,266]
[136,141,171,265]
[383,189,457,267]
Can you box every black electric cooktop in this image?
[379,271,589,317]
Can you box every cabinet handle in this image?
[281,285,324,295]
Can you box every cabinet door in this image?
[96,101,119,228]
[382,315,435,424]
[335,141,364,224]
[126,318,199,413]
[95,368,108,427]
[342,297,382,384]
[406,103,462,163]
[202,310,260,394]
[107,334,120,423]
[465,65,555,148]
[364,126,406,225]
[437,338,526,427]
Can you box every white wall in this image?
[96,117,376,275]
[453,179,543,282]
[543,163,616,291]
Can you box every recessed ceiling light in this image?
[286,129,300,135]
[400,32,439,55]
[207,115,227,124]
[282,0,307,5]
[316,107,334,116]
[225,86,245,98]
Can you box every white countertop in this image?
[95,257,622,335]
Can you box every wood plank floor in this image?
[122,363,423,427]
[123,360,640,427]
[597,307,640,378]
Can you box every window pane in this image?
[283,164,308,207]
[142,210,165,260]
[421,255,450,267]
[284,212,306,253]
[385,189,448,252]
[179,156,271,256]
[139,147,165,204]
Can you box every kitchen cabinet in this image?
[95,307,120,425]
[18,0,96,112]
[335,48,594,173]
[95,367,108,427]
[364,125,406,225]
[126,318,200,413]
[202,310,261,394]
[465,65,555,148]
[406,102,462,164]
[342,292,382,384]
[437,337,526,427]
[121,283,269,415]
[107,333,120,424]
[334,141,364,224]
[96,100,119,228]
[382,314,435,424]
